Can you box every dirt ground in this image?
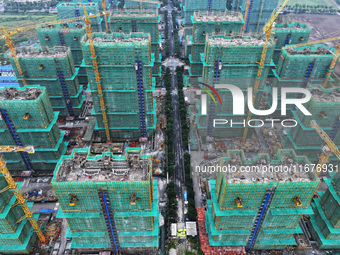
[286,14,340,75]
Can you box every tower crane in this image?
[310,120,340,175]
[82,5,111,142]
[242,0,289,141]
[0,146,46,243]
[286,37,340,88]
[1,12,110,87]
[101,0,109,32]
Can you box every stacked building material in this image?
[8,47,85,118]
[81,32,157,139]
[109,9,162,82]
[37,23,88,84]
[0,86,67,173]
[205,150,319,250]
[52,148,159,254]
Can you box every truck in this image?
[184,190,188,206]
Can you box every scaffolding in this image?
[308,174,340,249]
[109,9,162,78]
[57,2,103,32]
[283,85,340,164]
[52,148,159,251]
[7,47,85,117]
[205,149,319,250]
[231,0,279,33]
[80,32,156,139]
[272,22,311,64]
[196,35,275,138]
[0,86,67,173]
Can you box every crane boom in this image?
[0,146,34,154]
[83,6,111,142]
[242,0,289,140]
[311,120,340,160]
[0,147,46,243]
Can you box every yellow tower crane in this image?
[0,146,46,243]
[242,0,289,141]
[286,37,340,88]
[82,5,111,142]
[310,120,340,175]
[1,12,110,88]
[101,0,109,32]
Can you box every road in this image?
[166,1,185,223]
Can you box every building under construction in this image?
[0,86,67,173]
[52,148,159,254]
[0,178,37,254]
[308,172,340,249]
[267,45,339,117]
[284,85,340,165]
[196,35,275,138]
[229,0,279,33]
[37,23,88,84]
[181,0,229,34]
[8,47,85,118]
[271,22,311,65]
[188,10,244,84]
[80,32,157,139]
[205,150,319,250]
[57,2,103,32]
[109,9,162,81]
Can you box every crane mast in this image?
[0,146,46,243]
[83,5,111,142]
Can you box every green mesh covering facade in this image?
[283,85,340,164]
[266,44,338,118]
[206,150,319,250]
[229,0,279,33]
[81,33,156,139]
[57,2,103,32]
[308,174,340,249]
[8,47,85,117]
[196,35,275,138]
[0,86,67,173]
[37,23,88,84]
[272,23,311,65]
[182,0,228,33]
[0,181,37,254]
[109,9,162,79]
[188,11,244,81]
[52,148,159,252]
[71,0,112,11]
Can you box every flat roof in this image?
[54,149,150,183]
[0,87,42,101]
[311,87,340,102]
[16,47,69,58]
[194,11,243,23]
[208,36,271,46]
